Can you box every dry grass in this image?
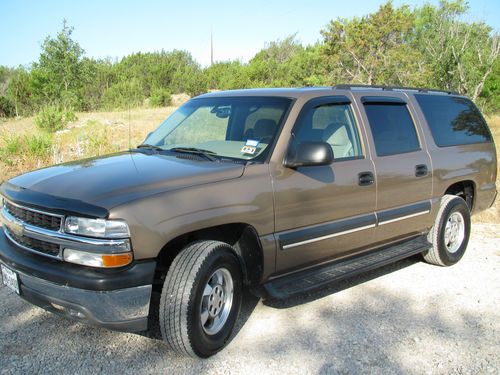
[0,109,498,224]
[0,107,175,182]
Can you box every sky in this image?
[0,0,499,68]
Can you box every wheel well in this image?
[152,223,263,292]
[445,180,475,211]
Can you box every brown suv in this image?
[0,85,497,357]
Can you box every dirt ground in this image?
[0,223,498,375]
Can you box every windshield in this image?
[142,96,292,161]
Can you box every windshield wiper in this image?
[169,147,218,161]
[136,144,164,151]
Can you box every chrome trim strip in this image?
[1,207,130,255]
[378,210,430,225]
[282,224,376,250]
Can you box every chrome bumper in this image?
[4,265,152,332]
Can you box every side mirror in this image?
[284,141,334,168]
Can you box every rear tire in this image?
[423,194,471,266]
[159,240,242,357]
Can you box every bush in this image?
[34,106,76,132]
[25,133,53,159]
[64,110,78,123]
[0,133,52,166]
[149,87,172,107]
[0,96,15,117]
[0,134,21,165]
[102,79,144,110]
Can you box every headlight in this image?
[63,248,133,268]
[64,217,130,238]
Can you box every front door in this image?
[271,96,377,274]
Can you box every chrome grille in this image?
[6,228,61,257]
[5,200,62,231]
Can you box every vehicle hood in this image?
[5,151,245,212]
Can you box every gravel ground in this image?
[1,224,499,375]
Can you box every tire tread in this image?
[159,240,231,357]
[424,194,470,266]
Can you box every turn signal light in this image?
[63,249,133,268]
[102,253,133,267]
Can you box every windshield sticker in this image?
[241,145,257,155]
[245,139,260,147]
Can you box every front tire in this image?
[423,194,471,266]
[159,241,242,357]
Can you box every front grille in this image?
[5,201,62,231]
[7,229,61,257]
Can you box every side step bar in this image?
[263,235,431,299]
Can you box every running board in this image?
[263,235,431,299]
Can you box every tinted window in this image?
[364,103,420,156]
[415,95,492,147]
[294,103,363,159]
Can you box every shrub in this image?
[0,96,15,117]
[0,134,21,165]
[64,110,78,123]
[102,79,144,110]
[34,106,66,132]
[34,106,77,133]
[149,87,172,107]
[0,133,52,167]
[25,133,53,159]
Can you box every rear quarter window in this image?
[415,94,492,147]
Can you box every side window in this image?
[364,103,420,156]
[414,94,492,147]
[294,103,363,160]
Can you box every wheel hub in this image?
[444,212,465,254]
[200,268,234,335]
[207,284,225,317]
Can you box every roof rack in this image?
[332,84,459,95]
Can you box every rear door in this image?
[355,94,433,243]
[271,96,377,273]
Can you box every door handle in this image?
[358,172,374,186]
[415,164,428,177]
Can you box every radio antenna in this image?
[128,102,131,149]
[210,27,214,66]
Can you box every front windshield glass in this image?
[142,96,292,161]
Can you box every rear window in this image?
[363,103,420,156]
[415,95,492,147]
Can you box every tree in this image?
[414,0,500,100]
[479,58,500,113]
[30,20,85,109]
[321,1,426,86]
[6,67,33,116]
[245,35,329,87]
[204,61,249,90]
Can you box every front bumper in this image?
[0,229,156,332]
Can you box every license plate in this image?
[1,264,19,295]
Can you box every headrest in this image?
[254,119,277,139]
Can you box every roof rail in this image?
[332,84,460,95]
